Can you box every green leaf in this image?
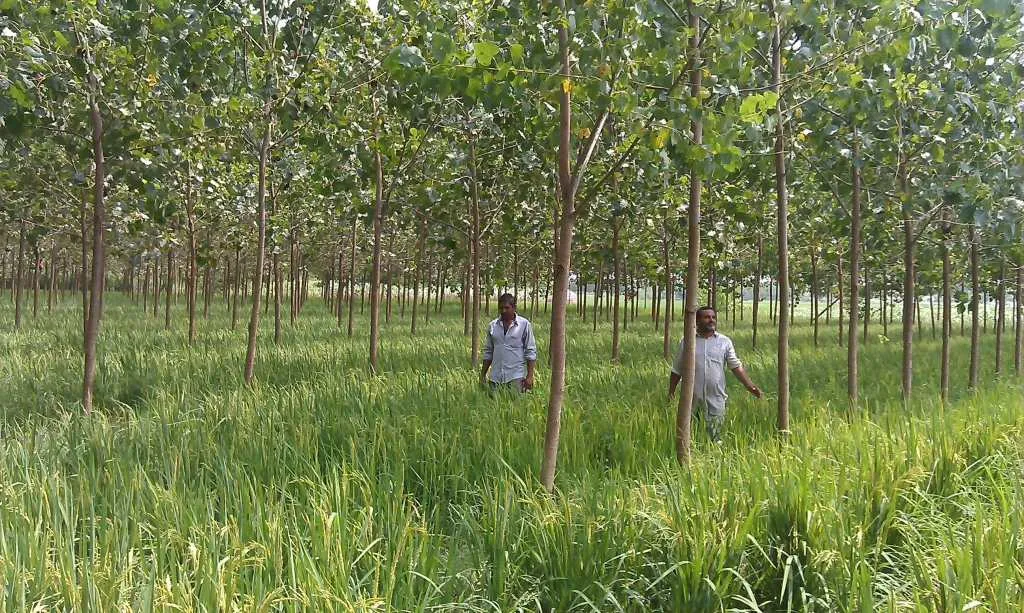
[473,41,500,67]
[6,83,32,109]
[509,43,524,65]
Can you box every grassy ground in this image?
[1,293,1022,611]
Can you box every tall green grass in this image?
[1,295,1022,611]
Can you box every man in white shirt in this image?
[669,306,762,441]
[480,293,538,394]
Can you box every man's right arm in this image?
[668,340,685,399]
[481,324,494,384]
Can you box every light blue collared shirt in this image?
[483,314,538,383]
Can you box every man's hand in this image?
[522,375,534,391]
[746,384,763,399]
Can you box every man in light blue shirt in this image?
[480,293,538,394]
[669,306,762,441]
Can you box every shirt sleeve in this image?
[670,337,685,376]
[523,321,538,362]
[725,338,742,370]
[483,321,494,361]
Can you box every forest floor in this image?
[1,295,1022,611]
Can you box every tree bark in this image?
[1014,264,1021,377]
[753,235,762,348]
[348,219,357,337]
[468,137,482,367]
[185,165,198,345]
[771,2,790,434]
[941,207,952,403]
[662,220,673,359]
[541,2,581,492]
[995,259,1005,375]
[82,87,106,414]
[611,216,622,363]
[14,219,24,329]
[848,132,862,408]
[243,118,273,385]
[969,225,980,389]
[899,154,914,402]
[368,122,386,372]
[676,0,702,464]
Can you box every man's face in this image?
[500,302,516,321]
[697,309,717,333]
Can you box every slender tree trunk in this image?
[244,118,273,385]
[165,249,173,330]
[541,3,582,492]
[368,121,387,373]
[593,259,604,332]
[676,0,702,463]
[348,219,357,337]
[899,155,914,402]
[336,247,345,328]
[838,254,845,347]
[969,225,981,389]
[411,221,425,334]
[929,292,935,340]
[385,231,395,324]
[1014,264,1021,377]
[14,220,24,329]
[753,235,762,348]
[811,247,819,347]
[231,248,240,329]
[31,245,39,318]
[82,87,106,414]
[941,208,952,402]
[996,259,1005,374]
[662,227,673,359]
[272,191,283,346]
[185,166,198,345]
[848,132,862,408]
[771,4,790,434]
[612,217,622,362]
[468,137,483,367]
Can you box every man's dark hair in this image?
[498,293,516,307]
[696,305,715,317]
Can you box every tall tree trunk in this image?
[941,208,952,403]
[231,247,240,329]
[771,2,790,434]
[272,191,283,346]
[411,218,427,335]
[31,244,39,318]
[14,219,24,329]
[82,87,106,414]
[662,225,673,359]
[541,2,584,492]
[969,225,980,389]
[336,247,345,328]
[368,128,386,373]
[848,132,862,408]
[468,138,483,367]
[611,217,622,362]
[243,119,273,385]
[753,235,762,348]
[348,219,357,338]
[899,155,914,402]
[676,0,702,464]
[1014,264,1021,377]
[185,166,198,345]
[811,246,819,347]
[385,232,395,324]
[165,249,173,330]
[996,259,1005,374]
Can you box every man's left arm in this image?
[523,321,538,390]
[726,340,762,398]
